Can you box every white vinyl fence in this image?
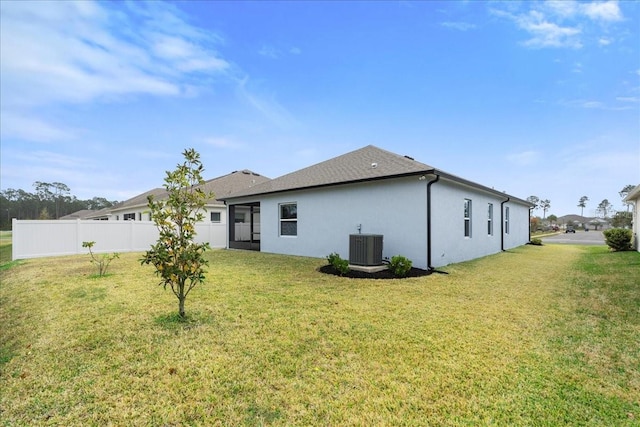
[12,219,227,260]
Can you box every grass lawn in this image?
[1,245,638,425]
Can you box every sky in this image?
[1,0,639,218]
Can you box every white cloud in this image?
[491,1,625,49]
[259,45,280,59]
[289,47,302,55]
[236,77,298,129]
[616,96,639,103]
[581,1,623,22]
[0,1,229,108]
[0,112,78,143]
[516,11,582,49]
[441,21,477,31]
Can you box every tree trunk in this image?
[178,296,186,318]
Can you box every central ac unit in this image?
[349,234,383,266]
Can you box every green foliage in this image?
[82,241,119,276]
[603,228,633,252]
[388,255,412,278]
[326,252,349,275]
[529,238,543,246]
[610,211,632,228]
[140,148,213,318]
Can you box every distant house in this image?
[557,214,608,230]
[221,145,533,270]
[624,184,640,251]
[59,209,101,220]
[86,170,269,225]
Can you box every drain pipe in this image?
[427,174,440,271]
[501,197,510,251]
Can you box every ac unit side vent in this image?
[349,234,383,266]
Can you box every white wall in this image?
[430,180,531,267]
[12,219,226,260]
[232,177,430,268]
[229,175,531,269]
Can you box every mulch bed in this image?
[318,264,432,279]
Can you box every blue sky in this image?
[1,0,638,217]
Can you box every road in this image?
[540,230,605,245]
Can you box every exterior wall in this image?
[232,177,429,268]
[107,204,226,223]
[429,180,530,267]
[12,219,226,260]
[229,176,531,269]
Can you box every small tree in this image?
[140,149,213,318]
[597,199,613,219]
[540,199,551,219]
[620,184,636,212]
[578,196,589,216]
[82,241,119,276]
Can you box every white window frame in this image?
[211,212,221,223]
[123,213,135,221]
[505,206,510,234]
[279,202,297,237]
[464,199,472,238]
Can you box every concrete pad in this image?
[349,264,388,273]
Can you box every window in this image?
[280,203,297,236]
[234,212,245,223]
[211,212,221,223]
[123,213,135,221]
[505,207,510,234]
[464,199,472,237]
[487,203,493,235]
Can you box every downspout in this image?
[426,174,440,271]
[500,197,510,251]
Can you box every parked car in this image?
[566,226,576,233]
[552,226,559,232]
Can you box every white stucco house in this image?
[86,169,269,228]
[624,183,640,251]
[221,145,533,270]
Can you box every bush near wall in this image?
[603,228,633,251]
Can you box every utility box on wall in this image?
[349,234,383,266]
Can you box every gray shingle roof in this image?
[111,169,269,211]
[222,145,434,199]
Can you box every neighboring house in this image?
[59,209,101,220]
[624,183,640,251]
[85,170,269,229]
[221,145,533,270]
[557,214,608,230]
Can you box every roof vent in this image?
[371,162,378,169]
[404,155,414,161]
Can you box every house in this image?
[221,145,533,270]
[86,170,269,226]
[557,214,608,230]
[624,183,640,251]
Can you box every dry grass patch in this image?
[1,245,638,425]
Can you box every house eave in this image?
[221,168,531,206]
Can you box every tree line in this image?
[0,181,119,229]
[527,184,636,230]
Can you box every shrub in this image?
[389,255,412,278]
[603,228,633,251]
[327,252,350,276]
[529,238,543,246]
[82,241,119,277]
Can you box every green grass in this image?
[1,245,638,425]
